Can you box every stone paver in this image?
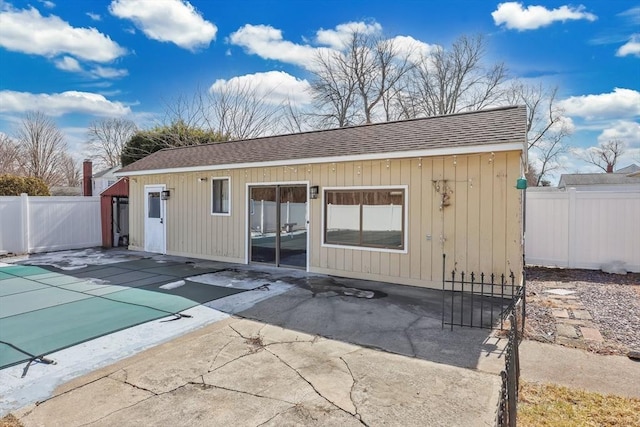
[573,309,593,320]
[580,327,604,342]
[556,323,578,339]
[551,308,569,318]
[542,289,606,350]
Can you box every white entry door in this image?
[144,185,166,253]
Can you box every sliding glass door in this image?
[249,185,307,268]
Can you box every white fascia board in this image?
[115,142,523,177]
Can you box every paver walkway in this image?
[539,282,604,348]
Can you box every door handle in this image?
[160,218,163,224]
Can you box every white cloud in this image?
[38,0,55,9]
[0,90,131,117]
[229,24,325,69]
[492,2,597,31]
[86,12,101,21]
[53,57,127,79]
[0,6,126,62]
[90,66,128,79]
[559,88,640,120]
[388,35,439,63]
[109,0,216,51]
[315,21,382,49]
[230,21,428,71]
[210,71,312,106]
[54,56,82,72]
[598,121,640,147]
[617,34,640,57]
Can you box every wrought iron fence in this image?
[440,254,525,427]
[441,256,523,331]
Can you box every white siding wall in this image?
[526,189,640,272]
[0,195,101,254]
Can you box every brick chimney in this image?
[83,159,93,196]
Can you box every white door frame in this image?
[144,184,167,254]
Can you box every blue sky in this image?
[0,0,638,183]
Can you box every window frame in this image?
[211,176,231,216]
[322,185,408,254]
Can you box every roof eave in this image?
[116,142,523,177]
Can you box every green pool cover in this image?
[0,263,244,369]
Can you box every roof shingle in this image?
[118,105,526,174]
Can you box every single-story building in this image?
[116,106,527,289]
[558,166,640,191]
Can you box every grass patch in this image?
[518,381,640,427]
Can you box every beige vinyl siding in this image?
[127,150,523,289]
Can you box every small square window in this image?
[212,177,230,215]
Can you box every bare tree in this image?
[581,139,625,173]
[86,118,137,168]
[505,83,572,186]
[0,133,22,175]
[14,112,68,186]
[406,34,507,117]
[207,80,281,140]
[309,48,360,127]
[58,154,81,186]
[309,30,415,127]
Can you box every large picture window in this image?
[324,188,405,250]
[211,177,230,215]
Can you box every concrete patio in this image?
[2,248,508,426]
[12,318,501,427]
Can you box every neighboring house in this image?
[92,165,121,196]
[615,164,640,177]
[117,106,527,289]
[558,166,640,191]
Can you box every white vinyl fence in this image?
[250,200,307,233]
[526,189,640,272]
[0,194,101,254]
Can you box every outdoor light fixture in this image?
[198,177,208,183]
[309,186,319,199]
[161,190,171,200]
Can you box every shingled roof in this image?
[558,173,640,188]
[118,105,526,175]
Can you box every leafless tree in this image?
[0,133,23,175]
[581,139,625,173]
[14,112,68,186]
[309,48,360,127]
[207,80,281,140]
[86,118,137,168]
[309,30,415,127]
[505,83,572,186]
[58,154,81,186]
[405,34,507,117]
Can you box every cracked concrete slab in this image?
[203,348,318,404]
[17,377,153,427]
[267,340,361,414]
[260,396,363,426]
[88,383,294,427]
[14,318,502,427]
[342,349,501,426]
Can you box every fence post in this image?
[20,193,31,254]
[567,188,577,268]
